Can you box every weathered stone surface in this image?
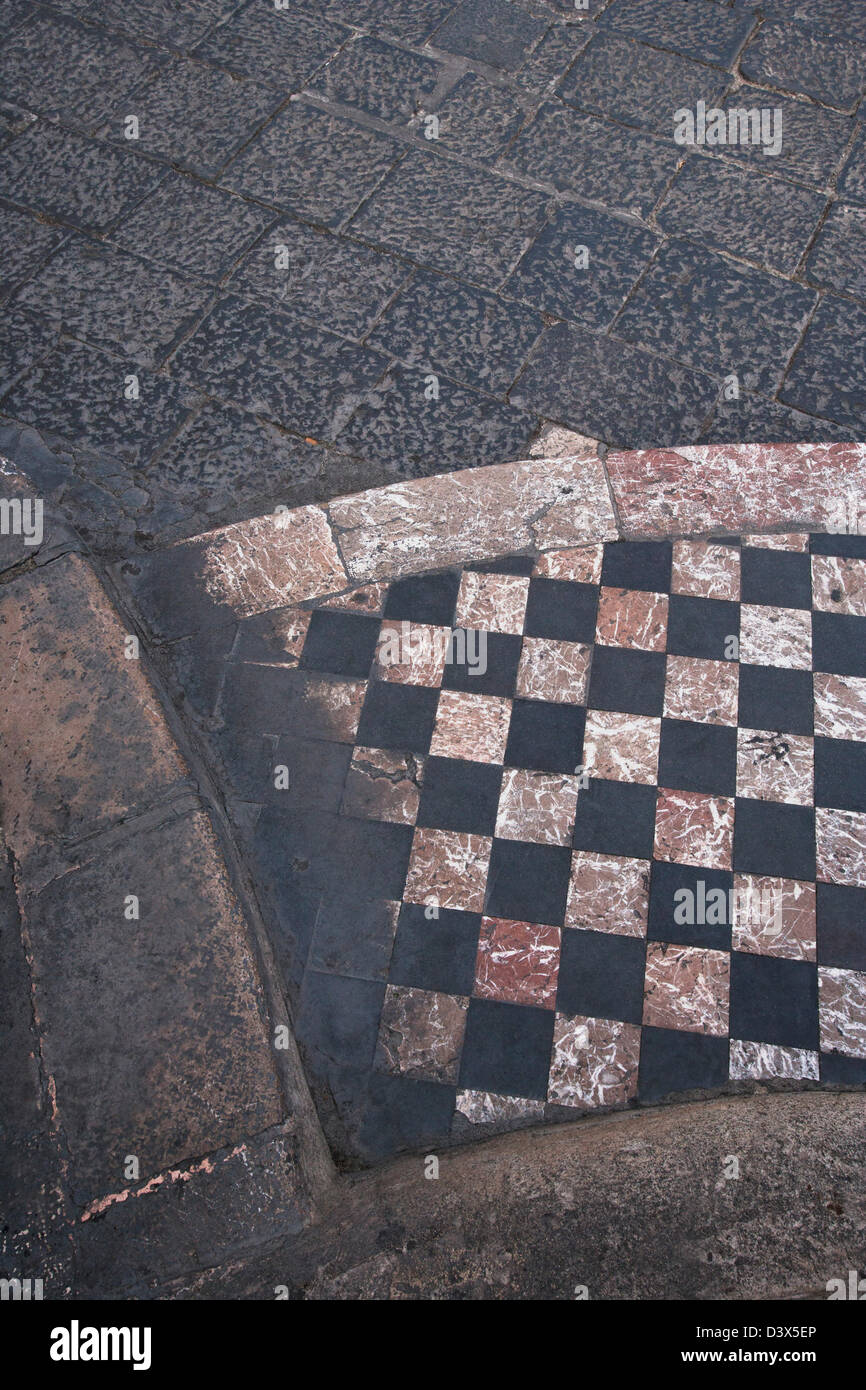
[740,19,866,112]
[307,35,444,123]
[599,0,755,66]
[780,295,866,431]
[198,505,346,618]
[0,208,68,303]
[195,4,348,87]
[806,204,866,300]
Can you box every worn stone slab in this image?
[433,0,547,70]
[88,0,241,49]
[762,0,866,46]
[839,126,866,205]
[0,309,58,399]
[514,22,590,94]
[718,89,855,189]
[599,0,755,67]
[195,4,348,87]
[432,72,527,160]
[698,392,851,446]
[740,20,866,113]
[805,204,866,300]
[0,554,189,885]
[0,207,67,303]
[328,454,616,582]
[781,295,866,432]
[307,35,444,123]
[199,504,346,618]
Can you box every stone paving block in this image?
[434,0,548,70]
[502,101,680,219]
[0,100,35,143]
[14,238,211,369]
[699,392,851,445]
[22,808,284,1204]
[328,0,458,45]
[504,202,659,329]
[780,295,866,432]
[195,3,348,87]
[220,100,402,228]
[87,0,242,49]
[0,10,158,131]
[101,57,283,180]
[0,206,67,303]
[614,239,817,396]
[2,339,197,467]
[599,0,756,67]
[429,72,527,160]
[335,363,537,473]
[717,90,855,189]
[367,269,543,392]
[0,123,165,233]
[558,32,731,137]
[228,220,409,339]
[740,21,866,113]
[657,157,827,275]
[0,0,28,30]
[514,322,719,448]
[513,21,590,94]
[110,172,273,282]
[307,35,444,123]
[0,309,58,398]
[839,128,866,205]
[170,294,389,437]
[806,203,866,299]
[350,148,550,286]
[762,0,866,46]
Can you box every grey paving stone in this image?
[514,321,718,447]
[195,3,349,88]
[502,101,680,219]
[806,203,866,299]
[87,0,241,49]
[761,0,866,48]
[366,268,543,392]
[657,156,828,275]
[0,206,67,302]
[838,127,866,205]
[540,0,607,13]
[110,172,273,282]
[0,123,165,233]
[228,220,409,338]
[558,32,731,137]
[504,202,659,329]
[170,294,389,437]
[293,0,458,45]
[0,0,29,30]
[15,238,212,369]
[433,0,548,70]
[0,309,58,398]
[780,294,866,431]
[614,239,818,395]
[0,10,158,131]
[513,21,590,93]
[307,36,444,123]
[101,57,283,180]
[335,363,537,472]
[349,148,550,286]
[220,100,402,228]
[740,21,866,113]
[431,73,527,160]
[1,339,197,466]
[0,100,35,142]
[717,89,855,188]
[599,0,756,67]
[698,390,852,444]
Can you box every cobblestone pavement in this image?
[1,0,864,554]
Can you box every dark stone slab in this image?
[806,203,866,299]
[502,101,680,219]
[698,391,851,444]
[718,89,855,189]
[0,123,165,233]
[762,0,866,46]
[220,100,402,228]
[614,238,818,395]
[335,363,537,472]
[780,294,866,432]
[740,20,866,112]
[293,0,458,46]
[87,0,241,49]
[307,35,443,124]
[657,156,827,275]
[558,31,731,137]
[170,294,389,438]
[14,237,211,368]
[428,72,526,160]
[349,148,550,286]
[599,0,756,66]
[0,205,67,303]
[514,321,719,447]
[308,895,399,980]
[0,309,58,398]
[514,21,590,94]
[504,202,658,329]
[367,268,543,393]
[839,126,866,204]
[195,3,348,87]
[433,0,548,70]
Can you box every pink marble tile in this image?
[341,747,424,824]
[643,942,730,1036]
[533,545,604,584]
[664,655,739,726]
[495,767,580,845]
[595,586,668,651]
[455,571,529,635]
[321,581,388,614]
[654,788,734,870]
[735,728,814,806]
[818,966,866,1058]
[816,808,866,888]
[376,984,468,1082]
[731,875,816,961]
[473,916,561,1009]
[671,541,740,600]
[582,710,660,784]
[565,851,649,937]
[729,1039,818,1081]
[429,690,511,763]
[373,620,450,685]
[739,604,812,669]
[548,1014,641,1108]
[404,827,492,912]
[741,534,809,552]
[515,636,591,704]
[455,1090,545,1124]
[813,673,866,740]
[202,504,346,616]
[811,554,866,617]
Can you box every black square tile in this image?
[819,1052,866,1083]
[587,646,666,716]
[299,609,380,677]
[459,997,555,1100]
[667,595,740,660]
[815,736,866,812]
[557,928,645,1025]
[329,815,414,900]
[648,861,733,952]
[524,577,598,643]
[572,778,657,859]
[441,629,522,697]
[733,798,816,880]
[810,532,866,561]
[658,718,737,797]
[389,903,481,995]
[737,663,813,735]
[485,838,572,926]
[417,755,502,835]
[308,895,398,980]
[813,612,866,677]
[740,546,812,609]
[729,952,819,1050]
[383,570,461,626]
[296,970,385,1069]
[355,1072,457,1164]
[817,882,866,971]
[638,1026,729,1101]
[601,540,672,592]
[356,680,439,754]
[505,698,585,773]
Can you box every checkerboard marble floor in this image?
[222,532,866,1162]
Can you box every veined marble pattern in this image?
[474,916,561,1009]
[566,851,650,936]
[811,554,866,617]
[376,984,468,1083]
[533,545,604,584]
[548,1014,641,1108]
[455,570,530,634]
[643,943,730,1036]
[739,604,812,669]
[404,827,492,912]
[495,767,580,845]
[731,875,816,961]
[729,1040,819,1081]
[818,967,866,1058]
[816,808,866,888]
[341,746,423,824]
[671,540,741,600]
[595,586,668,651]
[654,789,735,870]
[322,581,388,614]
[429,689,511,762]
[516,636,590,703]
[735,727,814,805]
[813,673,866,740]
[582,710,661,784]
[374,620,451,685]
[664,654,739,725]
[741,534,810,552]
[455,1090,545,1125]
